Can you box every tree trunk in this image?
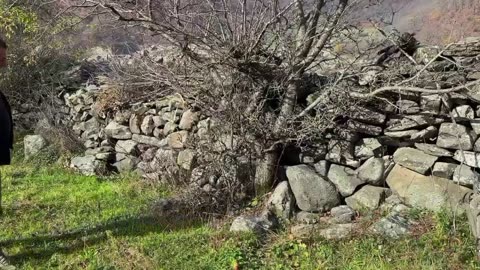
[254,78,299,196]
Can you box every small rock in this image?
[296,211,320,224]
[351,107,386,125]
[397,100,420,114]
[437,123,473,150]
[370,213,415,239]
[115,140,138,155]
[141,115,155,136]
[453,150,480,168]
[453,165,479,188]
[230,214,276,236]
[393,147,438,174]
[452,105,475,119]
[346,120,382,136]
[474,138,480,152]
[384,130,418,138]
[132,134,167,148]
[168,131,189,149]
[179,109,199,130]
[313,160,329,177]
[421,94,441,114]
[113,156,138,172]
[70,155,105,176]
[414,143,453,157]
[83,140,98,149]
[326,140,359,167]
[153,127,163,138]
[290,223,358,240]
[163,122,177,135]
[177,149,196,170]
[267,182,295,221]
[327,164,364,197]
[356,157,385,186]
[129,114,141,134]
[354,138,385,160]
[345,185,390,211]
[410,126,438,141]
[432,162,458,179]
[24,135,48,160]
[105,121,132,139]
[330,205,355,224]
[472,119,480,135]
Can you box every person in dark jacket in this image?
[0,38,11,166]
[0,38,15,270]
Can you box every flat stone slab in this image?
[437,123,473,150]
[386,115,443,132]
[414,143,453,157]
[290,223,359,240]
[386,165,472,213]
[393,147,438,174]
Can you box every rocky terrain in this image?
[14,36,480,251]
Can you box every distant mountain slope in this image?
[380,0,480,44]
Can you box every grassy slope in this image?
[0,139,478,269]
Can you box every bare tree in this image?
[69,0,386,197]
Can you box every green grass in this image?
[0,138,479,269]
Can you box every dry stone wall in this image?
[28,38,480,239]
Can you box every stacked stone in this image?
[58,38,480,238]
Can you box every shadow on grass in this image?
[0,213,202,264]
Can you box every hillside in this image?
[374,0,480,44]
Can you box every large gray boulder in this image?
[436,123,473,150]
[286,165,340,212]
[386,165,472,213]
[345,185,390,211]
[267,181,295,221]
[327,164,364,197]
[24,135,48,160]
[393,147,438,174]
[105,121,132,139]
[356,157,385,186]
